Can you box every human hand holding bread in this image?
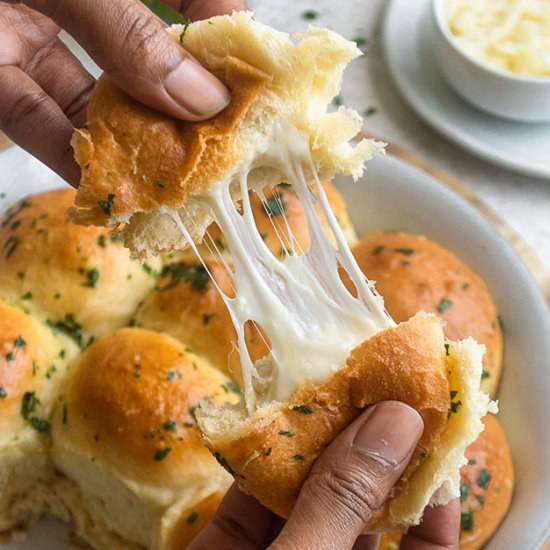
[0,4,513,550]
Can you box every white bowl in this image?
[431,0,550,122]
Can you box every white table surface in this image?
[250,0,550,273]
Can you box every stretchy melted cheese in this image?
[165,123,393,413]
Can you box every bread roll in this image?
[50,327,238,550]
[0,300,77,536]
[459,414,514,549]
[377,414,514,549]
[351,231,503,397]
[196,313,496,532]
[0,189,162,341]
[69,12,381,258]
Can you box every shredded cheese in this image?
[164,122,394,413]
[447,0,550,76]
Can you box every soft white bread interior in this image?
[69,11,382,258]
[196,313,496,532]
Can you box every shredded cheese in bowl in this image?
[447,0,550,77]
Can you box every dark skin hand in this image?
[0,4,461,547]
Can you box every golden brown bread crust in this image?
[170,491,225,549]
[351,231,503,397]
[197,313,450,530]
[459,414,514,549]
[0,189,161,340]
[58,328,239,476]
[136,259,269,383]
[70,57,270,227]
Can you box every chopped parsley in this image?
[373,245,385,255]
[332,95,343,107]
[353,36,368,48]
[498,315,505,332]
[260,232,269,241]
[437,298,453,314]
[5,352,14,361]
[163,420,177,431]
[290,405,313,414]
[461,282,470,290]
[186,511,199,524]
[265,447,272,456]
[98,194,115,216]
[21,291,33,300]
[154,447,172,461]
[302,9,318,19]
[476,495,485,506]
[264,193,286,217]
[449,390,462,415]
[81,267,100,288]
[364,106,377,117]
[46,314,83,347]
[30,417,51,435]
[481,368,491,380]
[156,262,209,292]
[167,370,183,381]
[444,343,450,356]
[460,482,469,502]
[0,387,7,398]
[293,454,305,461]
[179,19,191,42]
[213,451,234,475]
[461,510,473,531]
[14,336,26,348]
[97,235,107,248]
[45,365,57,379]
[142,262,158,277]
[202,313,214,325]
[4,235,20,258]
[21,391,39,419]
[221,381,241,394]
[279,430,294,437]
[394,248,415,256]
[477,469,491,490]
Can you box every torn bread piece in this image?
[70,11,382,258]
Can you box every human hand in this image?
[189,401,460,550]
[0,0,246,186]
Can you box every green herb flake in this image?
[460,482,469,502]
[21,291,33,300]
[302,9,318,20]
[154,447,172,461]
[30,417,51,435]
[167,370,183,381]
[279,430,294,437]
[17,271,25,280]
[98,194,115,216]
[461,510,473,531]
[186,511,199,524]
[46,314,83,347]
[437,298,453,314]
[45,365,57,379]
[461,282,470,290]
[156,262,209,292]
[477,469,491,490]
[184,421,194,428]
[394,248,415,256]
[202,313,214,325]
[188,406,197,418]
[0,387,7,398]
[364,106,377,117]
[81,267,100,288]
[14,336,26,348]
[264,192,286,217]
[373,245,385,255]
[498,315,505,332]
[5,352,14,361]
[293,454,305,461]
[353,36,368,48]
[163,420,177,431]
[332,95,343,107]
[21,392,39,419]
[97,235,107,248]
[290,405,313,414]
[265,447,272,456]
[444,343,450,356]
[179,19,190,42]
[476,495,485,506]
[260,232,269,241]
[4,235,20,258]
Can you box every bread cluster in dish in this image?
[1,11,513,550]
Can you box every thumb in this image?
[270,401,424,550]
[23,0,230,121]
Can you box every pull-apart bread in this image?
[69,12,495,533]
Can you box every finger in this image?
[22,0,230,121]
[179,0,248,21]
[25,37,95,128]
[0,66,79,185]
[271,402,424,550]
[187,483,285,550]
[400,500,460,550]
[353,534,381,550]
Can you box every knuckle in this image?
[309,463,388,524]
[0,89,49,131]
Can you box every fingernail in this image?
[164,57,231,117]
[353,402,424,466]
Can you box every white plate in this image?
[382,0,550,180]
[2,149,550,549]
